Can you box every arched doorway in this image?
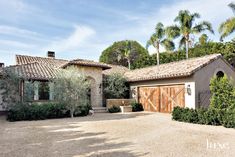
[86,76,96,107]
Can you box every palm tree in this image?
[146,22,175,65]
[198,34,209,45]
[219,3,235,41]
[117,40,132,69]
[166,10,214,59]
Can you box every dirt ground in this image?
[0,112,234,157]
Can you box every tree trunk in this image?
[185,34,189,59]
[70,109,74,118]
[127,59,131,69]
[156,44,160,65]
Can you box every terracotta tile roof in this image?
[6,62,59,80]
[16,55,67,68]
[124,54,222,82]
[60,59,111,69]
[103,64,130,75]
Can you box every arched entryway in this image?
[86,76,96,107]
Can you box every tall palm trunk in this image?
[185,34,190,59]
[156,43,160,65]
[127,58,131,69]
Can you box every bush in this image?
[171,106,183,121]
[172,107,198,123]
[222,109,235,128]
[108,105,121,113]
[172,107,235,128]
[103,73,129,99]
[197,108,208,124]
[131,102,144,112]
[7,103,90,121]
[210,75,235,110]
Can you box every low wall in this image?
[106,99,135,109]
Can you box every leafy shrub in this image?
[210,75,235,110]
[197,108,208,124]
[172,107,198,123]
[108,105,121,113]
[103,73,129,99]
[7,103,90,121]
[222,109,235,128]
[203,109,221,125]
[131,102,144,112]
[171,106,183,121]
[172,107,235,128]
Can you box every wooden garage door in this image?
[138,85,185,113]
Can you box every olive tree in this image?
[103,73,128,99]
[0,68,22,110]
[53,67,90,118]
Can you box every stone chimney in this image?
[0,63,4,68]
[47,51,55,59]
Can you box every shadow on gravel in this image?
[1,117,149,157]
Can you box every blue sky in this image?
[0,0,233,65]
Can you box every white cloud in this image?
[0,39,35,49]
[44,25,96,53]
[0,25,42,39]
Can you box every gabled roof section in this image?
[60,59,111,69]
[16,55,68,68]
[6,62,59,80]
[124,54,222,82]
[102,64,130,75]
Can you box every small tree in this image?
[0,68,22,110]
[103,73,128,99]
[210,75,235,110]
[53,67,90,118]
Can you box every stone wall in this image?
[106,99,135,109]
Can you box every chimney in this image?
[47,51,55,59]
[0,63,4,68]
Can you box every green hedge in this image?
[131,102,144,112]
[172,106,235,128]
[7,103,90,121]
[108,105,121,113]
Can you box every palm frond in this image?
[165,25,180,39]
[192,21,214,34]
[179,36,186,48]
[155,22,165,40]
[161,39,175,51]
[229,2,235,14]
[219,17,235,40]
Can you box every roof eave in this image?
[126,73,193,83]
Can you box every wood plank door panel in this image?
[138,87,160,112]
[138,84,185,113]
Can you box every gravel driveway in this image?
[0,112,234,157]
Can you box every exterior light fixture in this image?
[187,84,191,95]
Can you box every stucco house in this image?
[1,53,235,113]
[0,51,112,111]
[124,54,235,113]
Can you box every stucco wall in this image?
[71,65,103,107]
[193,58,235,108]
[129,77,196,109]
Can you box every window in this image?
[38,82,50,100]
[216,71,224,78]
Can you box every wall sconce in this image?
[187,84,191,95]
